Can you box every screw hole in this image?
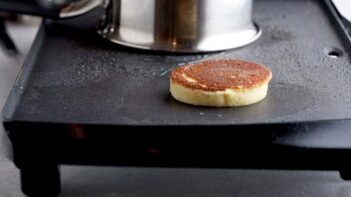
[324,47,342,59]
[328,51,340,58]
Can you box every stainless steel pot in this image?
[10,0,262,52]
[99,0,261,52]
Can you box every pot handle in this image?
[0,0,108,18]
[58,0,108,18]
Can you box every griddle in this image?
[2,0,351,196]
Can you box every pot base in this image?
[99,23,261,53]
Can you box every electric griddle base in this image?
[2,0,351,196]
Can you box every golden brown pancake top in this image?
[171,59,272,91]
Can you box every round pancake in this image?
[170,59,272,107]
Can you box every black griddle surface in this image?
[3,0,351,126]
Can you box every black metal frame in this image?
[0,15,18,55]
[4,121,351,170]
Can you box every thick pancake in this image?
[169,59,272,107]
[171,59,272,91]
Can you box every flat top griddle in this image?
[2,2,351,195]
[3,0,351,126]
